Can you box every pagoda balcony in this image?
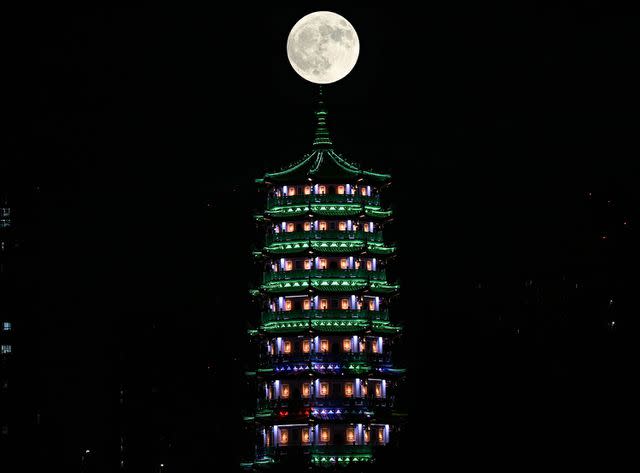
[267,193,380,209]
[261,309,389,323]
[263,268,386,283]
[259,352,392,366]
[266,229,384,244]
[258,397,393,411]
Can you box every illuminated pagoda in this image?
[244,91,405,470]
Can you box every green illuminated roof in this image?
[257,278,400,295]
[257,92,391,184]
[259,319,403,334]
[260,240,396,256]
[264,204,392,219]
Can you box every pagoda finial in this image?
[312,85,333,149]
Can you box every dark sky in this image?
[4,2,639,471]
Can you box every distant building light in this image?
[1,345,11,355]
[2,322,11,331]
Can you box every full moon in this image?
[287,11,360,84]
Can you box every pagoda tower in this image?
[244,91,405,470]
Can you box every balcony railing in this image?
[267,193,380,209]
[260,352,392,365]
[258,397,392,410]
[266,230,384,244]
[262,309,389,323]
[263,268,386,283]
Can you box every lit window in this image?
[283,340,292,354]
[357,299,363,309]
[302,340,310,353]
[304,259,312,270]
[288,187,296,196]
[320,427,330,442]
[346,427,355,442]
[304,221,311,231]
[266,432,271,447]
[340,298,349,310]
[320,339,329,353]
[268,343,274,355]
[338,222,347,232]
[319,258,327,269]
[375,382,382,398]
[319,221,327,231]
[302,383,310,397]
[285,300,292,311]
[360,187,367,196]
[340,259,348,269]
[281,384,290,398]
[368,300,375,311]
[304,186,311,195]
[280,428,289,444]
[268,385,274,399]
[286,223,295,232]
[301,429,310,443]
[1,345,11,355]
[274,226,280,234]
[366,260,373,271]
[343,338,352,352]
[344,382,354,397]
[364,429,370,443]
[377,427,384,443]
[359,340,366,352]
[320,382,329,397]
[2,322,11,332]
[363,223,370,232]
[285,260,293,271]
[337,185,345,195]
[319,185,327,195]
[372,341,379,353]
[303,299,311,310]
[361,383,368,397]
[319,299,328,310]
[354,260,361,269]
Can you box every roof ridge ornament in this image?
[312,86,333,149]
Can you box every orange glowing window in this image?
[288,187,296,196]
[319,258,328,269]
[343,338,352,352]
[372,341,379,353]
[280,428,289,444]
[287,222,295,232]
[285,260,293,271]
[304,259,312,270]
[283,340,292,354]
[319,185,327,195]
[302,383,310,398]
[364,429,370,443]
[360,187,367,196]
[266,432,271,447]
[302,340,310,353]
[303,299,311,310]
[340,259,348,269]
[337,185,345,195]
[304,186,311,195]
[375,382,382,398]
[366,260,373,271]
[363,223,370,232]
[320,339,329,353]
[340,298,349,310]
[346,427,355,442]
[285,300,292,311]
[268,385,274,399]
[344,382,353,397]
[377,427,384,443]
[319,299,328,310]
[301,429,310,443]
[368,300,375,311]
[338,221,347,231]
[361,383,368,397]
[304,221,311,231]
[320,382,329,397]
[319,221,327,231]
[281,384,290,399]
[354,260,361,269]
[320,427,330,442]
[359,340,366,352]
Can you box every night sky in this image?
[3,2,639,471]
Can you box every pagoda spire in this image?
[312,85,333,149]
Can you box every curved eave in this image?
[258,240,397,256]
[263,204,393,220]
[257,319,403,334]
[255,279,400,296]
